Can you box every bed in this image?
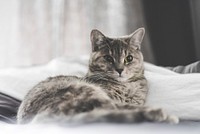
[0,56,200,134]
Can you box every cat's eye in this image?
[104,55,114,64]
[124,55,133,64]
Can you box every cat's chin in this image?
[117,77,128,82]
[111,74,128,82]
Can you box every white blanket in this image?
[0,56,200,134]
[0,122,200,134]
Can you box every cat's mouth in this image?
[117,76,127,82]
[112,73,128,82]
[107,71,129,81]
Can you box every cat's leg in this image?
[114,103,179,124]
[31,108,178,124]
[58,108,178,124]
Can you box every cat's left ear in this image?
[129,28,145,50]
[90,29,106,52]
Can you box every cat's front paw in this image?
[142,108,179,124]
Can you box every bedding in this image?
[0,56,200,134]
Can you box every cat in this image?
[17,28,178,124]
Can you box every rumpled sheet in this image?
[0,56,200,134]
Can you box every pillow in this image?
[145,70,200,120]
[167,61,200,73]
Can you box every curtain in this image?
[0,0,154,68]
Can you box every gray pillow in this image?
[167,61,200,73]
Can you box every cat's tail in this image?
[31,108,179,125]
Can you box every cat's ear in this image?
[129,28,145,50]
[90,29,106,52]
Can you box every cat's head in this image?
[88,28,145,82]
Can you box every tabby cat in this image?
[17,28,178,124]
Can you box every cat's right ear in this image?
[90,29,106,52]
[129,28,145,50]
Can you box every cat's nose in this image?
[116,69,123,75]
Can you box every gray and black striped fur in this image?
[17,28,178,124]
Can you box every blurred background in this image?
[0,0,199,68]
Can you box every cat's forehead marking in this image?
[107,39,128,55]
[108,38,128,45]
